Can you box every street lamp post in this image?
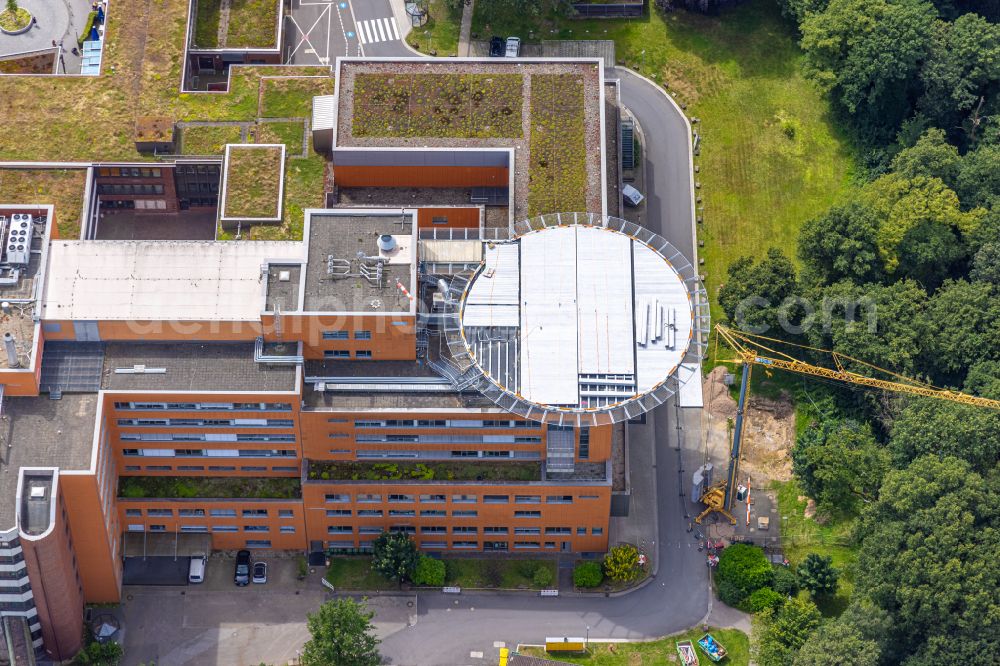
[585,625,590,653]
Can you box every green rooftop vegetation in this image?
[528,74,588,216]
[260,76,332,118]
[193,0,279,48]
[307,461,542,483]
[254,120,305,153]
[180,124,244,154]
[119,476,301,499]
[0,169,88,239]
[222,144,284,219]
[352,73,523,139]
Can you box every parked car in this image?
[188,552,206,584]
[252,561,268,584]
[489,36,504,57]
[623,183,645,207]
[234,550,252,586]
[505,37,521,57]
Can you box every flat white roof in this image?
[461,225,694,411]
[43,241,303,321]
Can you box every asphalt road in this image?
[377,68,707,665]
[285,0,410,64]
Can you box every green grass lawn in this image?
[408,0,463,56]
[325,557,397,590]
[774,478,856,616]
[180,124,244,155]
[324,556,556,590]
[518,627,749,665]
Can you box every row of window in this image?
[120,434,295,442]
[351,419,536,429]
[128,524,296,534]
[98,167,163,178]
[114,402,293,412]
[97,183,166,195]
[325,493,593,504]
[122,448,296,457]
[117,418,294,428]
[126,508,296,518]
[354,435,541,444]
[322,523,600,536]
[349,450,523,460]
[321,330,372,340]
[122,465,297,472]
[323,350,372,359]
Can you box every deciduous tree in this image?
[798,202,883,286]
[371,531,419,587]
[602,544,640,582]
[792,420,888,515]
[797,553,839,597]
[718,248,799,336]
[751,596,822,666]
[795,620,880,666]
[301,598,381,666]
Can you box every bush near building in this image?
[716,543,773,608]
[371,532,419,587]
[603,544,641,583]
[573,561,604,588]
[748,587,785,613]
[413,556,446,587]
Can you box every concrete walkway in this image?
[457,0,473,56]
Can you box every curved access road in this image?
[376,66,708,666]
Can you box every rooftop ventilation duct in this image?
[378,234,397,252]
[4,332,19,368]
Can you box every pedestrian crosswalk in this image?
[356,17,400,44]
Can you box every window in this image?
[421,541,447,549]
[326,509,352,517]
[243,526,269,532]
[122,449,139,456]
[579,427,590,459]
[322,331,349,339]
[179,509,206,517]
[272,466,298,472]
[514,527,540,535]
[483,495,509,504]
[417,420,447,427]
[545,542,557,549]
[324,350,350,359]
[278,510,294,518]
[147,465,171,471]
[545,527,572,535]
[328,526,353,534]
[577,527,586,535]
[452,526,477,534]
[420,510,446,517]
[432,216,448,225]
[357,510,383,517]
[355,350,372,359]
[421,526,447,533]
[125,509,142,517]
[325,494,349,503]
[483,450,513,458]
[245,540,271,548]
[592,528,604,535]
[242,509,268,518]
[389,510,415,517]
[181,526,208,533]
[177,465,205,472]
[514,511,541,518]
[354,331,371,340]
[452,510,478,518]
[210,509,237,517]
[484,527,508,535]
[358,526,383,534]
[355,420,384,427]
[451,494,476,504]
[451,450,477,458]
[213,525,238,532]
[280,526,296,534]
[209,466,236,472]
[547,495,573,504]
[357,493,381,503]
[390,526,416,534]
[420,494,446,503]
[124,466,140,472]
[513,541,540,550]
[515,495,540,504]
[452,541,478,549]
[149,525,166,532]
[388,494,413,503]
[147,509,173,517]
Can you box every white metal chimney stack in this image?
[3,332,19,368]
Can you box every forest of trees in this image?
[717,0,1000,664]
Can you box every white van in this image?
[188,553,207,584]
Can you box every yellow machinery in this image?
[696,324,1000,523]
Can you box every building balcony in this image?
[118,476,301,500]
[305,460,543,484]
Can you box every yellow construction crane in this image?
[696,324,1000,524]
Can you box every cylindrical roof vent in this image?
[4,332,19,369]
[378,234,397,252]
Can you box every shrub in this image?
[717,544,773,599]
[573,561,604,588]
[772,565,799,596]
[532,565,554,588]
[603,544,641,582]
[413,556,446,587]
[74,640,123,665]
[371,532,419,586]
[748,586,785,613]
[717,577,746,607]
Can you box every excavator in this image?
[695,324,1000,524]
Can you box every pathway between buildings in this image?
[458,0,474,57]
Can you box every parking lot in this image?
[120,555,416,666]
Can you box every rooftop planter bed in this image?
[308,461,542,483]
[193,0,278,49]
[119,476,301,499]
[220,143,285,221]
[527,74,588,216]
[352,73,524,138]
[0,169,87,239]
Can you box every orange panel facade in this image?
[416,207,480,229]
[276,314,416,360]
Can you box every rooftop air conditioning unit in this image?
[5,214,31,266]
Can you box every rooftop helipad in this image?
[448,214,709,426]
